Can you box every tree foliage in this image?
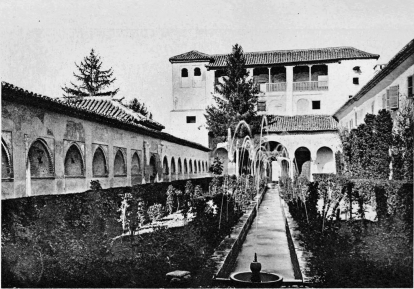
[205,44,260,138]
[62,49,119,99]
[209,157,224,175]
[127,98,153,119]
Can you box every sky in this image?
[1,0,413,133]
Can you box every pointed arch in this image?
[93,146,108,177]
[64,143,85,176]
[149,155,157,183]
[171,157,176,174]
[131,152,141,176]
[189,159,193,174]
[1,139,13,179]
[114,149,127,176]
[163,156,169,175]
[184,159,188,174]
[178,158,182,174]
[28,138,54,177]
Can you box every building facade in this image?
[334,39,414,128]
[1,82,210,199]
[168,46,380,180]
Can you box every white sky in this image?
[1,0,413,131]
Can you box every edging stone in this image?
[211,188,266,279]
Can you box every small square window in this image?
[257,101,266,111]
[186,116,196,123]
[312,101,320,110]
[353,77,359,85]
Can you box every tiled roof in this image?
[170,47,379,67]
[334,38,414,118]
[72,97,164,131]
[266,115,338,132]
[1,82,210,152]
[169,50,213,63]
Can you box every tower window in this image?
[353,77,359,85]
[186,116,196,123]
[353,66,361,73]
[312,101,320,110]
[194,67,201,76]
[181,68,188,78]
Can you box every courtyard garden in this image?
[280,107,413,288]
[1,175,265,287]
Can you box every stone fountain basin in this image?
[230,272,283,288]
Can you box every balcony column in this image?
[308,65,313,82]
[285,66,294,116]
[268,67,272,83]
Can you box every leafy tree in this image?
[392,100,414,181]
[62,49,119,99]
[127,98,153,119]
[209,157,223,175]
[205,44,260,138]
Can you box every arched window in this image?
[194,67,201,76]
[28,139,53,177]
[2,141,12,179]
[93,147,108,177]
[189,159,193,174]
[131,152,140,176]
[198,161,201,172]
[149,155,157,183]
[163,156,169,176]
[184,159,188,174]
[181,68,188,78]
[178,158,182,174]
[64,144,84,176]
[316,147,335,173]
[114,150,126,176]
[194,160,197,174]
[171,157,176,174]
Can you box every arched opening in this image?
[171,157,176,174]
[184,159,188,174]
[2,141,12,179]
[316,147,335,173]
[114,150,126,176]
[64,144,84,176]
[194,67,201,76]
[181,68,188,78]
[294,147,311,180]
[194,160,197,174]
[131,152,140,176]
[189,159,193,174]
[178,158,182,174]
[28,139,53,177]
[93,147,108,177]
[163,156,169,181]
[215,148,228,175]
[149,155,157,183]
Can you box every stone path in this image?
[232,188,296,281]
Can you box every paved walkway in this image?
[232,188,296,280]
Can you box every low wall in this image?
[280,196,312,283]
[211,187,266,280]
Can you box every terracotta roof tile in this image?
[72,97,164,130]
[169,50,213,63]
[170,47,379,67]
[266,115,338,132]
[1,82,210,152]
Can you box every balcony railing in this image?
[265,82,287,92]
[293,81,328,91]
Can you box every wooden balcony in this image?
[293,81,328,91]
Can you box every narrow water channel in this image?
[231,188,297,281]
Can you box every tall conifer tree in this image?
[62,49,119,99]
[205,44,259,138]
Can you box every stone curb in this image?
[279,194,312,284]
[211,188,266,279]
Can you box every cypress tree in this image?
[205,44,260,138]
[62,49,119,99]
